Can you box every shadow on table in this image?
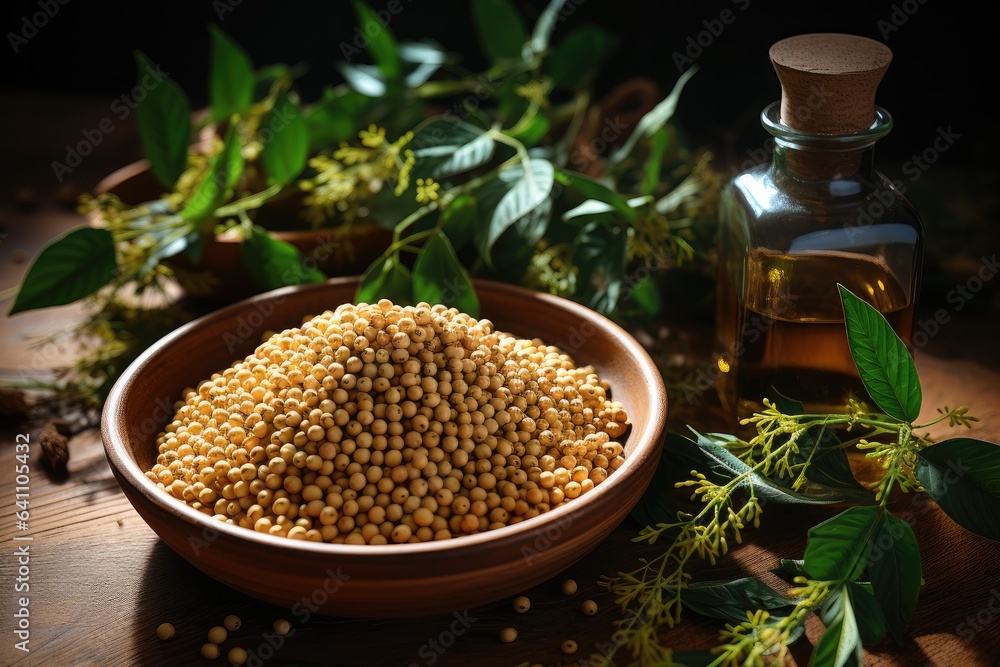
[131,541,326,666]
[867,491,1000,667]
[132,540,518,667]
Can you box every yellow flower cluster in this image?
[514,78,553,109]
[628,151,721,268]
[415,178,440,204]
[303,125,416,227]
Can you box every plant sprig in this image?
[594,285,999,667]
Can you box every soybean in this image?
[148,301,631,545]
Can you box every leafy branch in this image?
[596,285,999,667]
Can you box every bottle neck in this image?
[762,102,891,183]
[771,142,878,182]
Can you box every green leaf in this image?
[438,195,477,250]
[133,51,191,189]
[813,585,863,667]
[654,172,705,215]
[866,512,920,645]
[184,229,209,265]
[683,577,797,624]
[768,394,873,503]
[562,199,614,221]
[804,506,882,583]
[381,263,414,304]
[356,255,413,305]
[794,431,872,503]
[609,66,697,168]
[562,195,651,226]
[404,63,442,89]
[838,284,921,422]
[412,118,495,178]
[398,41,447,65]
[478,158,554,265]
[496,75,529,126]
[337,62,387,97]
[181,123,244,223]
[351,0,401,82]
[399,41,447,88]
[641,128,669,196]
[771,558,808,579]
[411,118,482,155]
[369,181,422,230]
[528,0,569,57]
[209,25,255,123]
[512,199,552,250]
[8,227,117,315]
[506,113,550,147]
[253,63,290,100]
[555,169,636,221]
[770,393,807,415]
[305,88,371,150]
[571,221,627,314]
[914,437,1000,540]
[412,230,479,316]
[687,430,848,506]
[260,91,308,186]
[628,277,661,316]
[137,217,195,276]
[471,0,526,62]
[239,226,325,290]
[847,582,887,645]
[546,26,611,88]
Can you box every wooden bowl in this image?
[101,277,668,617]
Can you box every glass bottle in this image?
[714,33,924,426]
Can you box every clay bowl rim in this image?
[93,157,152,197]
[102,276,669,560]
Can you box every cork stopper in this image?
[770,33,892,134]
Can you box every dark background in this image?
[2,0,996,166]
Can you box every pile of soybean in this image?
[147,300,630,544]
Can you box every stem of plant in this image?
[489,128,531,165]
[214,184,283,217]
[389,143,528,246]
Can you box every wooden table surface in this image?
[1,93,999,667]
